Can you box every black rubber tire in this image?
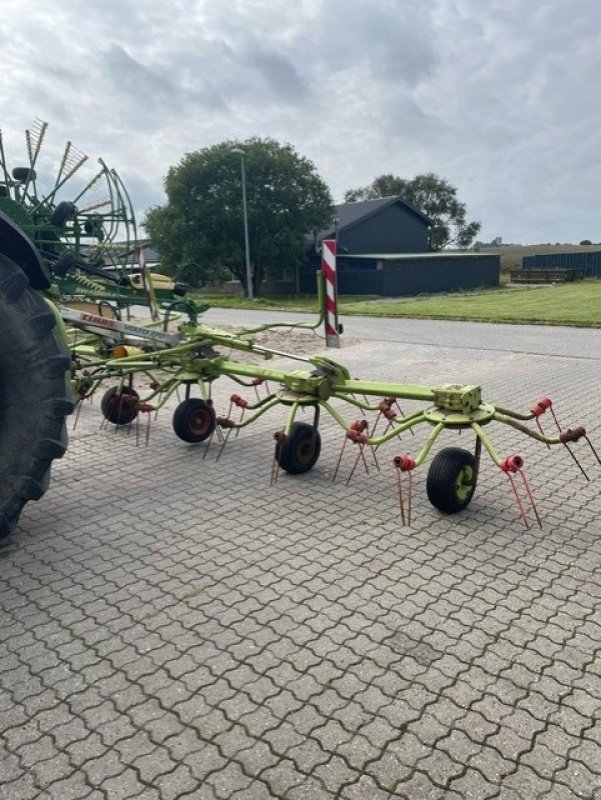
[0,253,74,540]
[101,386,140,426]
[172,398,216,443]
[53,251,78,277]
[426,446,477,514]
[84,214,103,238]
[50,201,76,228]
[276,422,321,475]
[12,167,36,182]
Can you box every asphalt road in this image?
[203,307,601,362]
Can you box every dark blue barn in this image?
[264,195,499,296]
[319,196,433,255]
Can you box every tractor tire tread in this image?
[0,253,74,540]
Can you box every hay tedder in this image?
[0,125,599,540]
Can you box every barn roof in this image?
[317,195,432,240]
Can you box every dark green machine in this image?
[0,119,201,318]
[0,121,204,540]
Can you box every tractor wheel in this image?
[0,253,74,540]
[172,398,216,443]
[426,447,477,514]
[276,422,321,475]
[101,386,140,426]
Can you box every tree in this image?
[144,138,333,296]
[344,172,481,249]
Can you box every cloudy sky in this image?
[1,0,600,244]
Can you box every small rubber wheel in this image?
[50,201,76,227]
[12,167,36,182]
[54,251,78,277]
[101,386,139,426]
[172,398,216,443]
[276,422,321,475]
[426,447,477,514]
[84,214,104,238]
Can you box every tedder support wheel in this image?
[0,253,74,540]
[426,446,477,514]
[172,398,216,443]
[276,422,321,475]
[101,386,140,426]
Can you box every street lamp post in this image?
[231,148,253,299]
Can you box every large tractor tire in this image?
[0,253,74,540]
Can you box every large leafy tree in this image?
[344,172,481,249]
[145,138,333,296]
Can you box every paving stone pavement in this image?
[2,313,601,800]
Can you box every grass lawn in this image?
[341,281,601,325]
[194,280,601,327]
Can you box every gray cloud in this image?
[1,0,601,243]
[250,50,308,101]
[99,45,184,122]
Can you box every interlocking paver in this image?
[467,745,515,784]
[449,768,501,800]
[64,731,105,766]
[257,758,303,796]
[520,740,567,781]
[81,748,126,785]
[418,747,464,785]
[541,786,585,800]
[93,767,147,800]
[2,773,50,800]
[0,751,23,785]
[339,775,393,799]
[133,745,179,783]
[553,762,601,798]
[395,771,447,799]
[96,715,138,747]
[285,776,331,800]
[4,314,601,799]
[502,765,554,798]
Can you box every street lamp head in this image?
[231,148,244,156]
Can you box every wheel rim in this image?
[297,437,317,464]
[454,465,474,502]
[189,409,211,436]
[276,422,321,474]
[103,387,138,424]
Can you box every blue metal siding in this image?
[523,251,601,276]
[338,271,384,295]
[382,256,499,296]
[299,255,499,296]
[339,204,430,254]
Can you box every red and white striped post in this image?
[322,238,341,348]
